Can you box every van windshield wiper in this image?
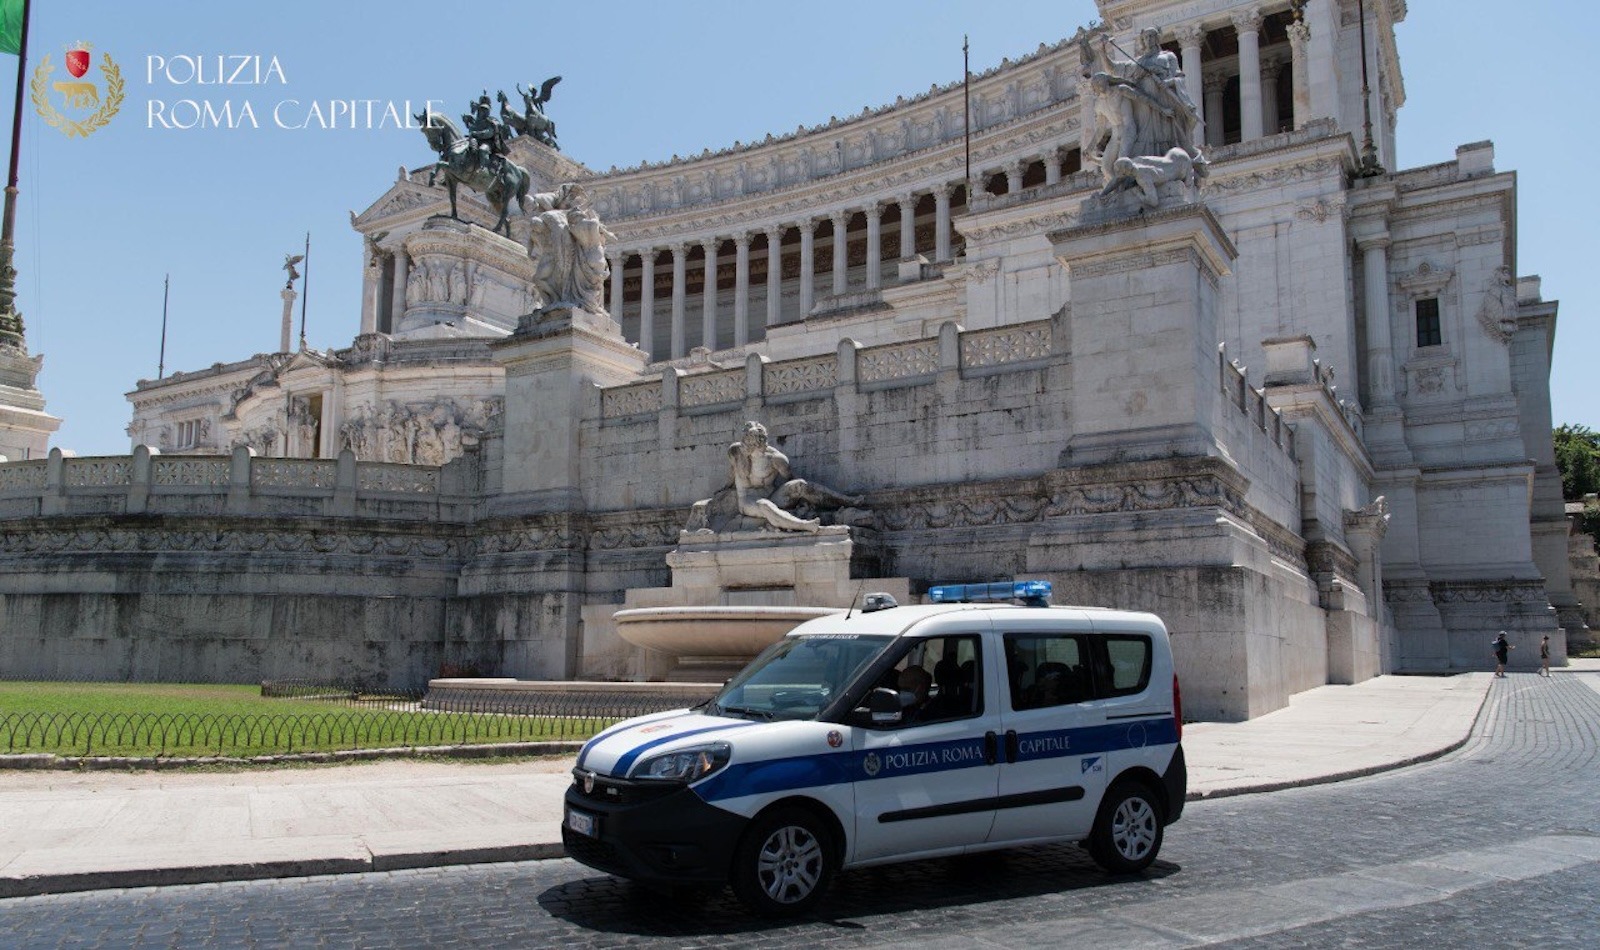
[715,704,775,721]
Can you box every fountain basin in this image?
[614,605,845,682]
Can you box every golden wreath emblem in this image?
[31,42,125,138]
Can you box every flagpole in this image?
[158,274,169,379]
[962,34,971,193]
[297,232,309,349]
[0,0,32,349]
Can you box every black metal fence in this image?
[0,678,715,759]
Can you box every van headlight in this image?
[632,741,732,783]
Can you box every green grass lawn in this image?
[0,682,612,758]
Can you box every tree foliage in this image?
[1554,424,1600,500]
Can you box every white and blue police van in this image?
[563,580,1186,915]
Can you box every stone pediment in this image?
[353,179,448,229]
[281,350,338,374]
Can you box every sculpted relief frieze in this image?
[1202,157,1344,198]
[340,396,502,466]
[0,523,462,560]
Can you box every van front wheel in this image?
[731,806,834,916]
[1089,781,1164,873]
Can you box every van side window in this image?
[1004,633,1094,711]
[877,635,983,728]
[1098,635,1153,697]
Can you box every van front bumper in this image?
[562,776,749,885]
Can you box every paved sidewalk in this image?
[3,666,1583,899]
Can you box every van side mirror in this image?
[866,687,903,725]
[848,687,906,727]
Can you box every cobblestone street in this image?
[5,670,1597,948]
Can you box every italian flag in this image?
[0,0,22,57]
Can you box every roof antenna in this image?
[844,579,867,620]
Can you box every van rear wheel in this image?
[1089,780,1164,873]
[731,806,834,916]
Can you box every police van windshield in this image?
[712,634,892,721]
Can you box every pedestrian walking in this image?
[1540,634,1551,677]
[1492,631,1513,677]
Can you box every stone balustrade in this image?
[599,318,1056,421]
[0,446,474,522]
[1218,343,1296,460]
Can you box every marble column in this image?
[798,219,816,318]
[670,243,687,358]
[897,195,916,259]
[1044,150,1062,185]
[360,255,381,335]
[1359,234,1396,407]
[389,247,409,329]
[1262,59,1282,135]
[764,226,783,327]
[864,202,882,290]
[829,210,848,296]
[639,249,656,359]
[1005,159,1025,195]
[1204,74,1227,147]
[733,232,751,347]
[1233,8,1264,142]
[1176,24,1206,144]
[701,238,719,351]
[607,250,624,318]
[1288,18,1311,129]
[934,185,953,261]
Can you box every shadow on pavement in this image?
[536,843,1180,937]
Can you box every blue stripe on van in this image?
[693,718,1178,803]
[612,721,759,776]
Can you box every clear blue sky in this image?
[3,0,1594,456]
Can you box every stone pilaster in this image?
[1306,0,1339,125]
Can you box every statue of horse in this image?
[415,112,531,236]
[497,89,558,149]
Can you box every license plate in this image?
[565,807,597,838]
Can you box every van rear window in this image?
[1102,635,1152,696]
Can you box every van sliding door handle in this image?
[1004,729,1019,764]
[983,731,998,765]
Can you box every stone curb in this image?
[1187,676,1493,801]
[0,680,1497,898]
[0,741,585,771]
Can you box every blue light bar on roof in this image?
[927,580,1052,607]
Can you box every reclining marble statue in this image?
[686,421,864,534]
[1078,27,1206,206]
